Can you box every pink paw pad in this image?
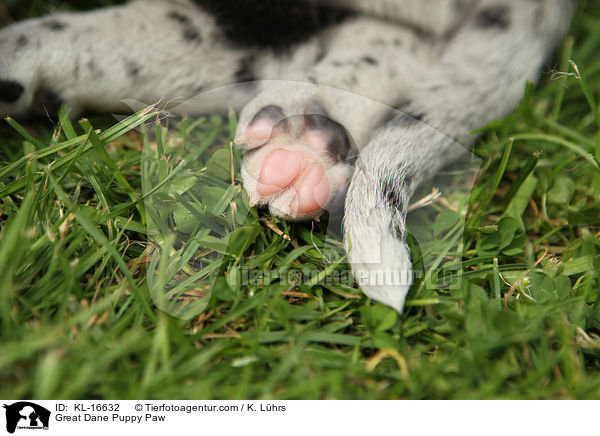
[236,105,287,149]
[257,149,303,196]
[238,102,353,219]
[292,165,330,215]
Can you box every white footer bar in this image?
[1,400,593,435]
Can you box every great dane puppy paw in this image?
[236,102,354,220]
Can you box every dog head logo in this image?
[3,402,50,434]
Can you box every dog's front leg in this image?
[344,0,575,312]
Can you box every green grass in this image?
[1,0,600,400]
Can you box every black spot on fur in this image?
[381,180,404,214]
[167,10,202,43]
[41,20,68,31]
[86,58,104,77]
[193,85,207,94]
[413,27,427,39]
[126,61,141,77]
[192,0,353,51]
[235,55,256,82]
[167,10,189,24]
[361,56,377,65]
[0,80,24,103]
[381,175,412,219]
[315,46,327,64]
[475,5,511,29]
[385,105,425,128]
[16,35,29,50]
[184,28,201,41]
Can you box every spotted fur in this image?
[0,0,574,312]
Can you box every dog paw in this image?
[236,102,354,220]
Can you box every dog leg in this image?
[0,0,261,117]
[343,0,575,311]
[236,17,437,219]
